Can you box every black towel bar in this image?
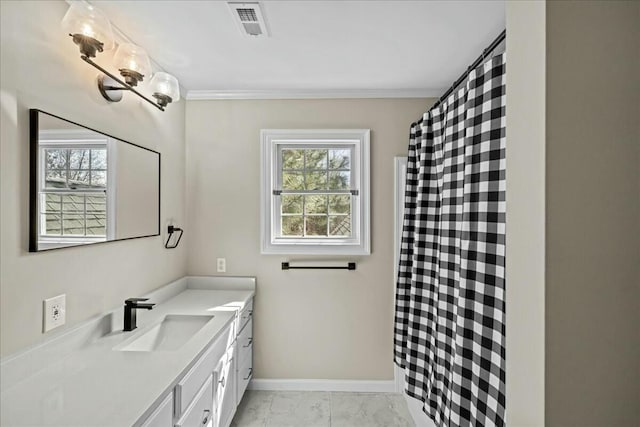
[281,262,356,270]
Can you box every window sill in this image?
[261,240,370,255]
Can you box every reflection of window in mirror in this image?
[37,129,117,249]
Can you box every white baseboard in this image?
[248,379,397,393]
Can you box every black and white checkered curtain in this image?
[394,53,506,427]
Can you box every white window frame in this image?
[37,129,117,247]
[260,129,370,255]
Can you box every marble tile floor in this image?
[231,390,416,427]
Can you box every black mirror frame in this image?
[29,109,161,252]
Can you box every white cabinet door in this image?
[175,322,232,418]
[236,355,252,404]
[175,376,213,427]
[214,345,237,427]
[237,318,252,366]
[140,393,173,427]
[237,299,253,333]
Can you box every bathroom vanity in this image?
[0,276,255,427]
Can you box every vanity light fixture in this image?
[62,1,179,111]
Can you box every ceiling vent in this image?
[228,2,269,37]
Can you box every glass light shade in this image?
[150,72,180,107]
[113,43,152,86]
[62,2,114,56]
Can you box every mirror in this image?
[29,110,160,251]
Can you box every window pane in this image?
[62,194,84,213]
[329,195,351,214]
[90,171,107,188]
[305,195,327,214]
[62,215,85,235]
[282,216,303,236]
[69,149,89,169]
[282,171,304,190]
[305,171,327,190]
[68,171,90,189]
[86,195,106,214]
[329,149,350,169]
[305,216,328,236]
[85,215,106,236]
[43,194,61,213]
[282,195,303,214]
[42,213,61,235]
[305,149,327,169]
[282,149,304,169]
[45,171,67,189]
[45,149,66,170]
[330,215,351,236]
[328,171,350,190]
[91,149,107,169]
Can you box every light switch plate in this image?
[216,258,226,273]
[43,294,66,332]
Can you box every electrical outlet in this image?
[43,294,66,332]
[216,258,226,273]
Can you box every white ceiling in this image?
[93,0,505,98]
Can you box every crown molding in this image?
[186,88,441,100]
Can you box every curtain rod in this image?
[429,29,506,112]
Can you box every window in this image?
[261,129,370,255]
[38,130,115,247]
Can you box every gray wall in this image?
[0,1,187,356]
[505,1,546,425]
[546,1,640,425]
[185,98,431,380]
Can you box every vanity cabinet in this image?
[0,277,256,427]
[216,296,253,427]
[138,296,254,427]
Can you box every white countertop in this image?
[0,278,254,427]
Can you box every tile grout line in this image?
[330,391,335,427]
[264,390,275,427]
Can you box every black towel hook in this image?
[165,225,183,249]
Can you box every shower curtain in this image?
[394,53,506,427]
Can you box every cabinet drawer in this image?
[238,298,253,333]
[140,393,173,427]
[236,356,253,404]
[237,318,252,366]
[175,376,213,427]
[175,322,233,417]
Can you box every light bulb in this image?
[113,43,152,86]
[150,72,180,108]
[62,2,114,57]
[81,23,94,38]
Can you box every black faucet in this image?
[123,298,155,332]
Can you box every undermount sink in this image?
[116,314,214,352]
